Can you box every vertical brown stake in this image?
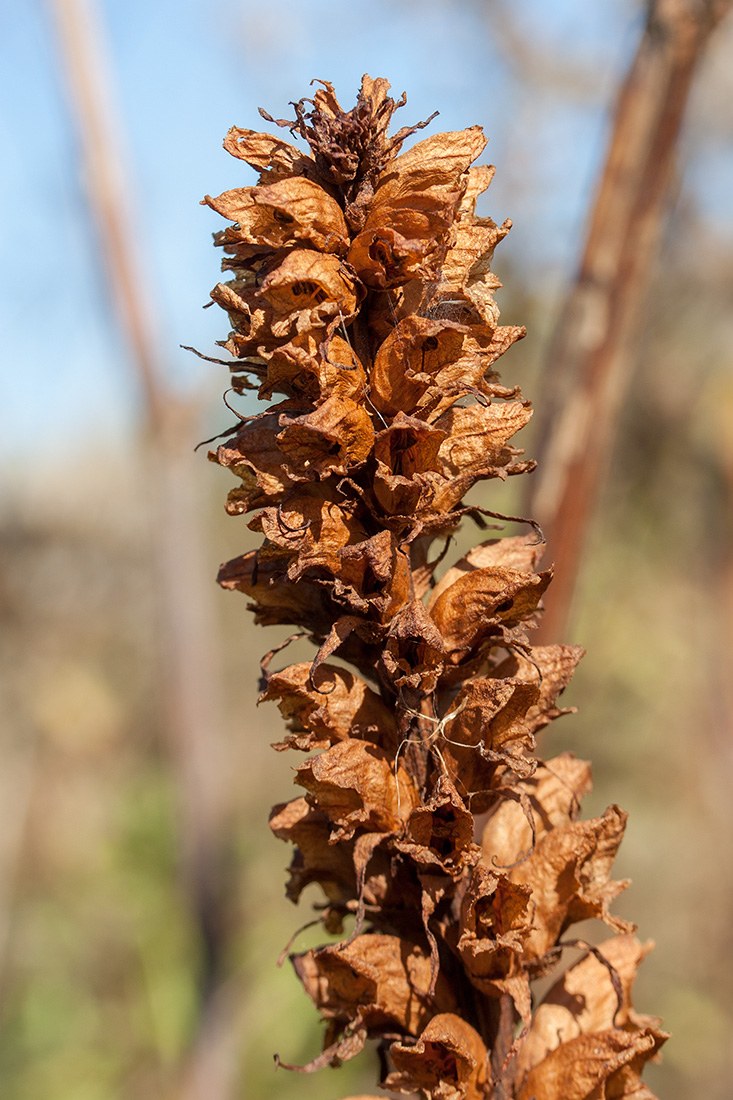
[48,1,236,1095]
[48,0,166,430]
[526,0,731,642]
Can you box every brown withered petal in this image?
[321,529,411,623]
[307,612,386,684]
[258,332,367,402]
[270,798,415,913]
[203,176,348,254]
[459,163,495,217]
[369,315,523,424]
[455,864,533,1021]
[210,277,282,357]
[379,599,446,697]
[292,933,458,1038]
[372,411,444,475]
[258,249,360,340]
[217,548,331,631]
[440,215,513,324]
[491,644,585,734]
[295,739,418,841]
[276,394,374,477]
[481,753,594,868]
[517,935,662,1079]
[515,1027,668,1100]
[348,128,487,287]
[429,565,552,674]
[248,484,367,567]
[222,125,317,180]
[442,212,508,286]
[277,529,411,631]
[372,412,447,516]
[431,402,534,505]
[439,677,539,810]
[485,805,633,961]
[262,661,398,753]
[458,255,503,328]
[269,797,358,905]
[396,775,479,877]
[612,1083,661,1100]
[369,316,482,420]
[211,409,299,514]
[371,316,467,418]
[362,126,487,218]
[429,533,547,607]
[385,1013,490,1100]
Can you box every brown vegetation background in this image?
[1,1,732,1098]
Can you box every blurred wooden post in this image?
[48,1,238,1095]
[525,0,732,641]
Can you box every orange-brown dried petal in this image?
[386,1013,489,1100]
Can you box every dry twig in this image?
[525,0,732,640]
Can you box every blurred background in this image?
[1,1,732,1098]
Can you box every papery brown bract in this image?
[385,1013,490,1100]
[262,661,398,753]
[455,864,534,1023]
[205,74,664,1099]
[292,933,459,1064]
[295,739,419,841]
[516,934,664,1077]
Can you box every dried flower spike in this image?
[204,75,667,1099]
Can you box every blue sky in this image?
[1,0,730,467]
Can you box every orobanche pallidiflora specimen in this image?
[203,76,667,1100]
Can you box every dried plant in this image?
[203,76,667,1100]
